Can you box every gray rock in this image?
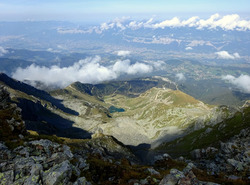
[140,178,148,185]
[73,177,91,185]
[43,160,72,185]
[31,163,43,176]
[46,152,69,166]
[14,157,36,180]
[0,143,12,160]
[147,167,160,176]
[159,174,178,185]
[71,165,81,178]
[227,159,244,171]
[153,153,172,163]
[14,146,30,157]
[77,157,89,171]
[13,176,29,185]
[191,149,201,159]
[170,169,185,179]
[63,145,73,159]
[183,162,196,174]
[23,175,41,185]
[29,139,60,156]
[0,170,14,185]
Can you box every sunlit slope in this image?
[1,73,237,148]
[101,87,215,146]
[54,78,234,147]
[155,104,250,157]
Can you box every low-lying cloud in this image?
[185,47,193,51]
[115,50,131,57]
[0,46,8,56]
[176,73,186,81]
[222,74,250,93]
[215,51,240,60]
[12,56,164,88]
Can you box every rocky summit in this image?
[0,75,250,184]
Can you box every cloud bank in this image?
[215,51,241,60]
[58,14,250,35]
[0,46,8,56]
[139,14,250,31]
[12,56,164,87]
[222,74,250,93]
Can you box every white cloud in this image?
[116,50,131,57]
[222,74,250,93]
[215,51,241,60]
[0,46,8,56]
[127,62,153,75]
[57,28,91,34]
[233,52,241,58]
[12,56,162,88]
[182,16,199,27]
[185,47,193,51]
[187,40,213,47]
[144,60,166,70]
[153,17,181,28]
[176,73,186,81]
[57,14,250,35]
[108,14,250,32]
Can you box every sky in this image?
[0,0,250,23]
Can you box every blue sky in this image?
[0,0,250,23]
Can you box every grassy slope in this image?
[155,106,250,157]
[105,87,211,128]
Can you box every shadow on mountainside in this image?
[18,98,91,139]
[127,105,250,164]
[149,105,250,159]
[128,143,151,164]
[0,73,79,116]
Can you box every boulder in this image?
[43,160,72,185]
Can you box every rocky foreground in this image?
[0,84,249,185]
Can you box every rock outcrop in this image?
[0,85,26,141]
[0,139,91,185]
[190,128,250,181]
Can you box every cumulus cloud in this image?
[0,46,8,56]
[222,74,250,93]
[12,56,163,88]
[215,51,241,60]
[144,60,166,70]
[116,50,131,57]
[152,14,250,31]
[185,47,193,51]
[153,17,181,28]
[176,73,186,81]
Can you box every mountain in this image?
[0,73,249,184]
[0,73,239,146]
[0,73,90,139]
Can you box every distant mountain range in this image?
[0,20,249,62]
